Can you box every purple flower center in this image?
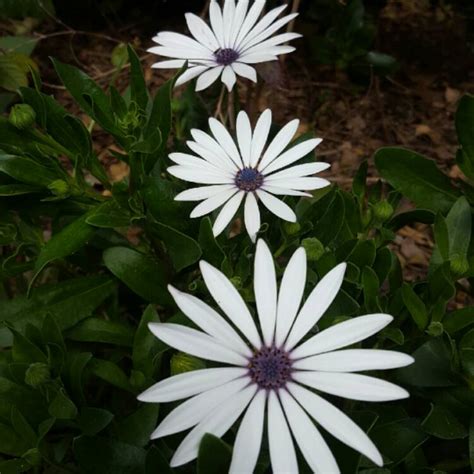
[235,167,263,192]
[214,48,239,66]
[248,346,292,390]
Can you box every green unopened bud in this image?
[9,104,36,130]
[283,221,301,235]
[301,237,325,261]
[170,353,205,376]
[450,255,469,276]
[48,179,70,197]
[25,362,50,387]
[373,200,393,221]
[22,448,42,466]
[111,43,128,68]
[426,321,444,337]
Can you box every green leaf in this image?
[146,446,174,474]
[0,183,41,195]
[0,35,38,56]
[313,189,345,245]
[31,210,97,286]
[197,434,232,474]
[445,196,471,261]
[388,209,435,230]
[66,352,92,402]
[470,416,474,471]
[374,147,460,213]
[434,212,450,261]
[10,406,37,447]
[78,407,114,436]
[198,217,225,268]
[422,404,468,439]
[103,247,169,304]
[444,307,474,334]
[0,422,29,456]
[67,318,134,346]
[0,153,62,186]
[455,94,474,180]
[127,45,148,112]
[0,458,31,473]
[89,358,133,393]
[48,388,78,420]
[113,404,159,447]
[0,52,35,92]
[401,283,429,330]
[74,436,146,474]
[86,199,131,228]
[8,324,47,363]
[132,305,161,377]
[148,221,201,272]
[362,266,380,312]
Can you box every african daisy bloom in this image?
[168,109,329,242]
[138,240,414,472]
[149,0,301,91]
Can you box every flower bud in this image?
[25,362,50,387]
[426,321,444,337]
[170,353,205,376]
[48,179,70,197]
[9,104,36,130]
[301,237,325,261]
[23,448,42,466]
[283,221,301,235]
[372,200,393,221]
[450,255,469,277]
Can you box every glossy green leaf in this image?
[375,147,460,213]
[67,318,134,346]
[113,404,159,447]
[86,199,131,228]
[48,388,78,420]
[0,422,29,456]
[78,407,114,436]
[103,246,169,304]
[89,358,133,393]
[422,404,468,440]
[444,307,474,335]
[445,196,471,261]
[127,45,148,112]
[197,434,232,474]
[198,217,225,268]
[401,283,428,330]
[455,94,474,180]
[0,153,62,186]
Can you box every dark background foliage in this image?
[0,0,474,473]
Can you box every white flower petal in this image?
[209,117,243,168]
[293,349,415,372]
[261,184,311,197]
[265,176,330,190]
[148,323,247,365]
[175,184,233,202]
[148,46,212,61]
[250,109,272,168]
[265,162,330,180]
[196,66,224,91]
[248,31,302,49]
[212,190,245,237]
[256,189,296,222]
[267,390,298,474]
[190,129,239,171]
[186,140,236,172]
[229,390,266,474]
[238,52,278,64]
[274,247,306,347]
[168,152,229,176]
[137,367,247,403]
[291,313,394,359]
[229,0,250,49]
[170,384,257,467]
[209,0,225,47]
[232,62,257,82]
[236,111,253,167]
[245,45,296,57]
[222,0,236,47]
[263,138,323,175]
[168,286,251,356]
[190,187,238,218]
[168,165,232,185]
[175,66,210,87]
[244,192,261,243]
[153,31,211,54]
[285,263,346,351]
[152,376,250,439]
[234,0,266,48]
[200,260,262,348]
[254,240,277,345]
[279,390,340,474]
[185,13,219,51]
[152,59,187,69]
[288,382,383,467]
[221,65,237,91]
[258,118,299,171]
[293,371,410,402]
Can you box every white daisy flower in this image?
[138,240,414,472]
[168,109,329,241]
[149,0,301,91]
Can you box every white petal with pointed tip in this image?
[196,66,224,91]
[293,371,410,402]
[189,129,238,171]
[232,62,257,82]
[250,109,272,167]
[152,376,250,439]
[137,367,247,403]
[212,190,245,237]
[221,65,237,91]
[291,313,394,359]
[285,263,346,350]
[190,187,238,218]
[275,247,307,346]
[186,140,236,172]
[185,13,219,50]
[254,239,277,345]
[200,260,262,348]
[229,389,266,474]
[209,118,243,168]
[279,390,340,474]
[266,162,330,180]
[267,391,298,474]
[167,165,232,185]
[236,111,253,167]
[175,184,232,202]
[148,323,247,366]
[266,176,330,190]
[288,382,384,466]
[170,384,257,467]
[175,66,209,87]
[244,192,261,243]
[261,184,311,197]
[256,189,296,222]
[293,349,414,372]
